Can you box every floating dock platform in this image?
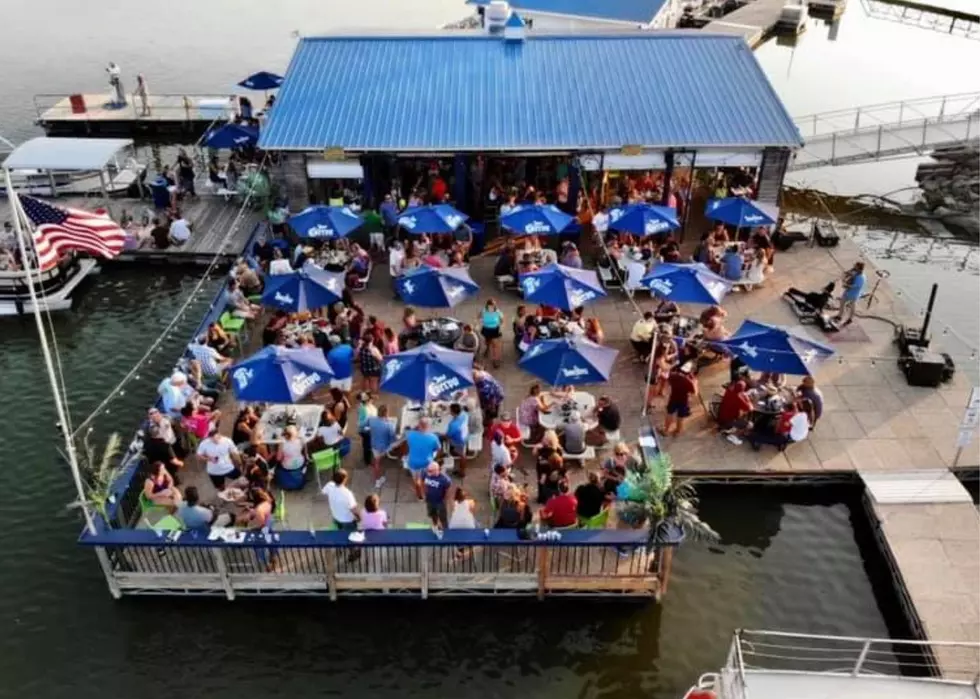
[34,93,237,141]
[703,0,793,47]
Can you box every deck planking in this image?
[704,0,791,46]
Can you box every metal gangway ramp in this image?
[789,92,980,171]
[861,0,980,40]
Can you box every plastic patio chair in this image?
[274,491,287,528]
[578,508,611,530]
[312,447,342,490]
[139,491,168,518]
[219,311,246,334]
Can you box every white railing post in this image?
[95,547,122,599]
[876,124,883,154]
[854,107,861,132]
[830,132,837,163]
[853,639,872,675]
[812,114,818,137]
[939,96,947,121]
[899,101,904,124]
[212,547,235,600]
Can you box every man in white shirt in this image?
[322,468,359,531]
[169,214,192,246]
[592,206,610,239]
[788,409,810,444]
[196,427,241,489]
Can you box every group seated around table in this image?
[712,372,822,451]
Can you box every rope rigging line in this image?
[70,152,271,440]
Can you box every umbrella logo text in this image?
[383,359,402,381]
[290,371,322,397]
[525,343,544,358]
[646,278,674,296]
[274,292,295,305]
[523,221,551,234]
[645,219,671,235]
[522,277,541,295]
[743,214,765,224]
[445,284,465,300]
[398,216,417,230]
[233,367,254,390]
[801,349,818,364]
[738,342,759,359]
[444,214,464,229]
[610,208,624,222]
[568,288,596,307]
[402,280,416,296]
[427,374,460,398]
[307,224,335,239]
[560,366,590,379]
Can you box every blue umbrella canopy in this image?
[715,320,835,376]
[519,337,619,386]
[230,346,333,403]
[519,263,606,311]
[704,197,776,228]
[380,343,475,402]
[609,203,679,236]
[204,122,259,150]
[237,71,284,90]
[500,204,574,236]
[395,265,479,308]
[396,204,468,234]
[260,263,345,312]
[288,205,363,240]
[640,263,732,305]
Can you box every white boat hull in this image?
[1,162,146,198]
[0,258,98,316]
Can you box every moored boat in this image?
[0,254,98,316]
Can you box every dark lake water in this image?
[1,1,977,697]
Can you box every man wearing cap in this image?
[664,363,699,437]
[158,371,192,418]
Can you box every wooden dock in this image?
[34,93,237,141]
[0,194,263,267]
[703,0,792,46]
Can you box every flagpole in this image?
[6,170,97,535]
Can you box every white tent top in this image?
[2,137,133,171]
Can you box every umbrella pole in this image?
[641,328,658,417]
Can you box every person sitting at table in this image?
[206,321,235,355]
[600,443,638,494]
[717,380,753,435]
[712,222,730,246]
[421,249,444,269]
[225,278,260,320]
[661,241,682,263]
[493,243,516,279]
[535,441,565,504]
[560,411,588,456]
[177,486,234,530]
[232,406,258,445]
[751,227,775,268]
[187,336,232,382]
[759,372,786,390]
[560,242,583,269]
[242,486,276,532]
[584,317,604,344]
[398,306,422,351]
[540,479,577,529]
[262,310,289,346]
[537,303,561,321]
[518,383,551,445]
[575,472,607,522]
[796,376,824,427]
[444,403,470,477]
[491,410,523,463]
[276,424,308,472]
[234,259,264,297]
[721,244,744,283]
[584,395,620,446]
[143,461,182,511]
[517,322,538,358]
[694,232,720,272]
[454,324,480,354]
[748,400,809,452]
[517,253,538,276]
[629,311,656,361]
[700,305,731,342]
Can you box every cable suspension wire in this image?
[70,153,271,439]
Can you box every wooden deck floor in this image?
[704,0,791,46]
[0,194,263,266]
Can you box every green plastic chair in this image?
[275,491,287,528]
[406,522,431,530]
[219,311,246,334]
[578,508,611,530]
[312,448,342,490]
[152,515,184,532]
[139,491,168,518]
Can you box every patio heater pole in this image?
[641,328,658,418]
[5,170,97,537]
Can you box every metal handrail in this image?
[793,92,980,139]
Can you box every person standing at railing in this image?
[106,62,126,107]
[134,74,150,116]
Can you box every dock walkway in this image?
[703,0,790,47]
[0,194,262,266]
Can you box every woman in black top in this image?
[495,490,533,529]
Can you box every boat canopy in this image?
[2,137,133,171]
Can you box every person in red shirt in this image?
[491,411,523,462]
[430,175,447,202]
[664,363,699,436]
[717,380,753,434]
[540,480,578,528]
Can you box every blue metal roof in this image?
[259,33,803,153]
[467,0,666,24]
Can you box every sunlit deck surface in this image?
[0,194,261,266]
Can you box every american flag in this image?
[19,195,126,270]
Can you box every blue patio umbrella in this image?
[500,204,574,236]
[204,122,259,150]
[705,197,777,228]
[715,320,835,376]
[237,71,284,91]
[380,343,474,402]
[396,204,468,234]
[519,337,619,387]
[230,346,333,403]
[260,263,345,312]
[609,203,679,236]
[640,263,732,305]
[287,205,363,240]
[395,265,479,308]
[519,263,606,311]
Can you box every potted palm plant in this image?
[67,431,124,525]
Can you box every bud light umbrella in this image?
[640,263,732,306]
[519,337,619,387]
[395,265,479,308]
[715,320,835,376]
[237,71,284,91]
[609,203,679,237]
[519,263,606,312]
[287,205,363,240]
[396,204,468,234]
[704,197,777,228]
[260,263,345,312]
[230,346,333,403]
[380,343,475,402]
[204,122,259,150]
[500,204,574,236]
